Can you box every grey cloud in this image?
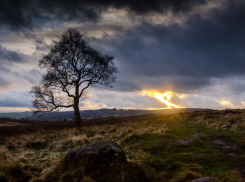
[0,45,25,80]
[21,32,51,51]
[0,45,29,84]
[110,75,142,92]
[0,45,23,63]
[172,94,222,109]
[35,40,50,51]
[0,46,42,86]
[209,78,245,95]
[100,75,211,93]
[12,69,42,84]
[26,69,42,84]
[22,31,38,39]
[0,77,11,89]
[0,90,32,107]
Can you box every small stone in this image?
[192,177,213,182]
[178,138,194,145]
[213,139,237,150]
[191,133,206,138]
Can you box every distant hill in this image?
[26,108,212,121]
[0,111,33,119]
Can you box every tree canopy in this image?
[30,29,118,129]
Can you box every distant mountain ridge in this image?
[17,108,211,121]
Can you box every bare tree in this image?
[30,29,118,130]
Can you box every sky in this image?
[0,0,245,112]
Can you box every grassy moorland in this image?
[1,110,245,182]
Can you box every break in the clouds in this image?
[0,0,245,111]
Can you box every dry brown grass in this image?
[189,109,245,133]
[0,115,169,181]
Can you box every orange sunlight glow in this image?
[215,99,235,108]
[143,91,184,109]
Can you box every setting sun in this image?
[143,91,184,109]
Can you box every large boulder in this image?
[64,139,127,167]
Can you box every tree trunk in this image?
[74,97,81,131]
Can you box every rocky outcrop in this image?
[65,139,127,167]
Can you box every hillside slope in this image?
[1,109,245,182]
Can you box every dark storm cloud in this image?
[90,0,245,93]
[0,0,33,30]
[111,76,142,92]
[0,0,206,30]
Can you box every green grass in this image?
[1,112,245,181]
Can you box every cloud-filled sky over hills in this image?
[0,0,245,112]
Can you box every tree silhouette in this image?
[30,29,118,130]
